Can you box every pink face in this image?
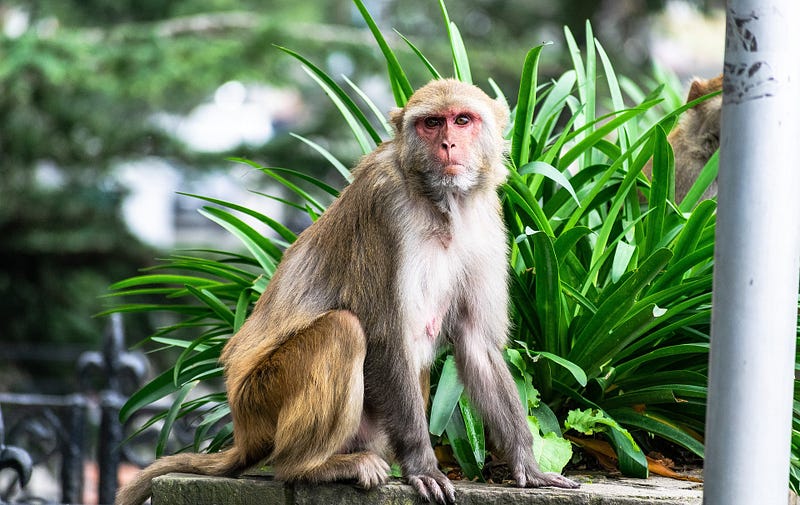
[414,109,483,176]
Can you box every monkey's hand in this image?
[406,469,456,504]
[513,460,580,489]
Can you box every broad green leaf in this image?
[529,417,572,474]
[607,422,648,478]
[429,355,464,436]
[529,400,562,436]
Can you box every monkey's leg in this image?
[363,353,455,504]
[266,310,390,489]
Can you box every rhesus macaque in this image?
[644,74,722,203]
[115,79,579,505]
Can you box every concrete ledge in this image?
[152,472,703,505]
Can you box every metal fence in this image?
[0,314,202,505]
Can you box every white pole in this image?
[704,2,800,504]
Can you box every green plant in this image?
[107,0,800,489]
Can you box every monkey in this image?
[115,79,580,505]
[643,74,722,203]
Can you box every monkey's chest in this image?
[398,239,464,371]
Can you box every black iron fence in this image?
[0,314,204,505]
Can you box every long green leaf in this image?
[436,0,471,82]
[109,274,223,291]
[510,45,546,169]
[156,381,197,457]
[199,208,277,276]
[445,401,483,480]
[459,395,485,467]
[609,408,704,458]
[180,191,297,247]
[519,161,580,207]
[568,248,673,369]
[290,133,353,183]
[531,231,561,354]
[643,125,673,257]
[531,70,576,145]
[534,351,587,387]
[275,45,380,148]
[614,343,710,378]
[352,0,413,105]
[120,345,223,423]
[342,74,393,138]
[396,31,442,80]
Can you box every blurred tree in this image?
[0,0,383,392]
[0,0,723,393]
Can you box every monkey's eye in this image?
[424,117,444,128]
[454,114,471,126]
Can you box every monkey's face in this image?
[390,79,510,201]
[412,109,485,193]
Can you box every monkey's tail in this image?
[114,447,247,505]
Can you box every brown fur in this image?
[115,79,578,505]
[644,74,722,203]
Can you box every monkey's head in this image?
[390,79,510,201]
[685,74,723,154]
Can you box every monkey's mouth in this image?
[443,164,465,176]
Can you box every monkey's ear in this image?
[389,107,404,134]
[492,97,511,135]
[687,79,708,102]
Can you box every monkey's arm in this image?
[449,278,580,491]
[363,347,456,504]
[452,337,579,489]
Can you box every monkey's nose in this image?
[441,142,455,151]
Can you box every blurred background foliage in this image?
[0,0,723,393]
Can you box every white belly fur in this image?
[397,192,503,373]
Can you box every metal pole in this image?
[704,2,800,504]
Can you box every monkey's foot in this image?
[406,470,456,504]
[515,470,580,489]
[354,452,391,489]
